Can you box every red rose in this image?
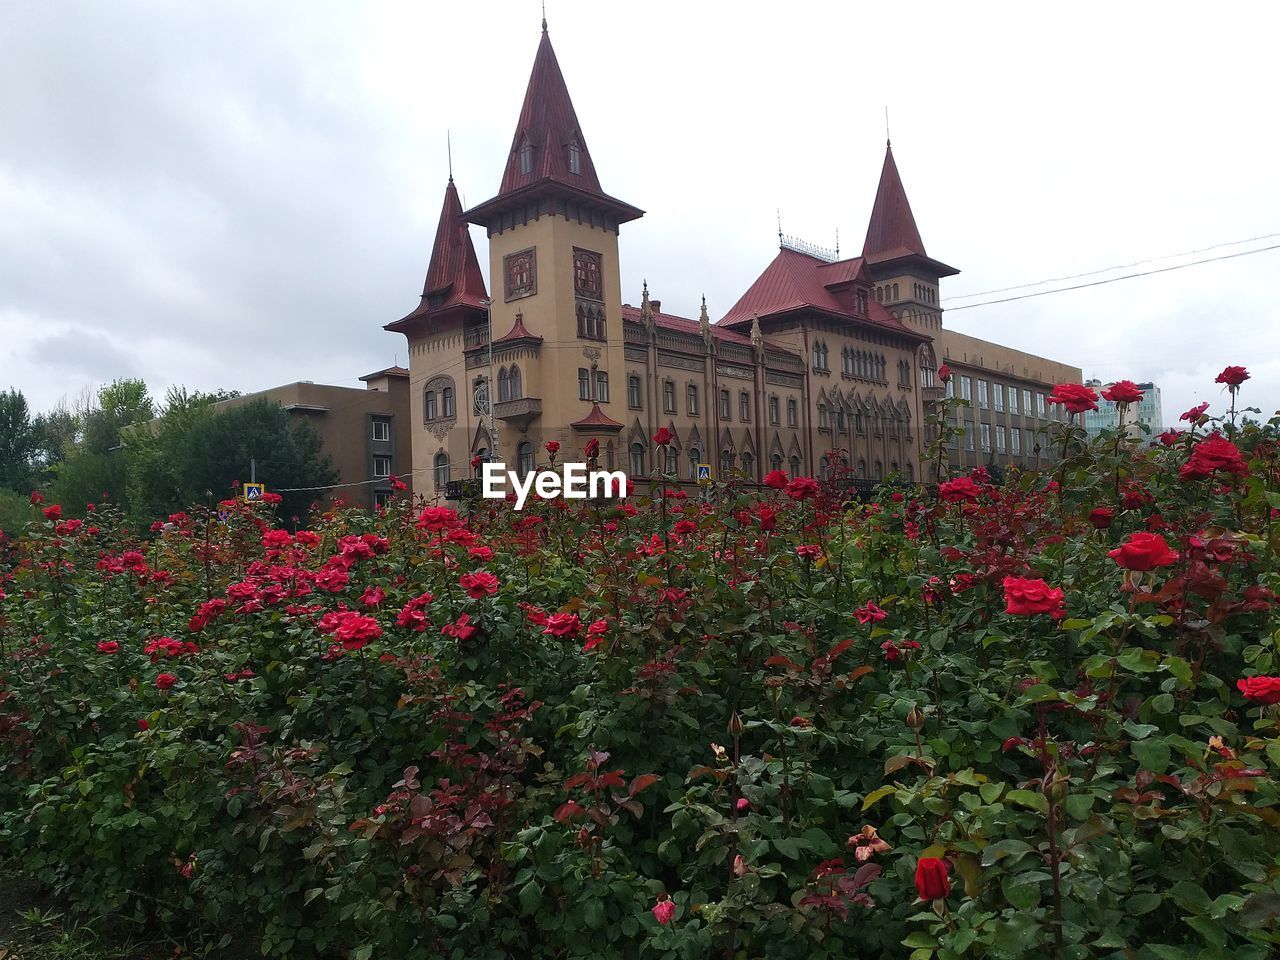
[543,612,582,637]
[652,426,675,447]
[137,718,150,731]
[937,364,951,383]
[1108,532,1179,571]
[584,438,600,459]
[1088,507,1113,529]
[96,640,120,654]
[30,490,44,505]
[784,476,820,501]
[1045,383,1099,414]
[470,455,484,469]
[545,440,561,457]
[1180,434,1248,481]
[1002,576,1065,617]
[1157,429,1183,447]
[1102,380,1144,405]
[155,673,177,691]
[459,571,499,599]
[416,506,460,532]
[652,897,676,926]
[796,544,822,560]
[763,469,789,489]
[855,602,887,625]
[330,611,382,650]
[914,857,951,901]
[441,613,477,641]
[938,477,982,503]
[1215,365,1249,387]
[1180,402,1209,423]
[1237,676,1280,705]
[43,504,62,521]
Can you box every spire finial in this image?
[885,106,891,147]
[777,208,783,247]
[541,0,547,31]
[447,129,453,181]
[835,226,840,259]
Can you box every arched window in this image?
[874,460,883,481]
[819,404,829,430]
[720,449,733,477]
[665,447,678,475]
[741,451,754,476]
[891,461,899,475]
[689,447,702,478]
[498,367,511,402]
[606,441,616,471]
[628,375,642,409]
[892,282,899,300]
[424,389,437,422]
[509,365,522,401]
[790,455,801,476]
[576,303,587,338]
[517,441,534,476]
[595,370,608,403]
[630,443,646,477]
[434,452,450,490]
[906,462,915,482]
[771,453,783,473]
[857,458,867,478]
[442,386,455,417]
[813,341,823,369]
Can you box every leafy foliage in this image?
[2,386,1280,960]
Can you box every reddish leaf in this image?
[629,773,661,796]
[553,801,584,822]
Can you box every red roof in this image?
[494,312,542,344]
[465,27,642,226]
[862,142,926,258]
[388,179,488,331]
[619,304,797,356]
[359,366,410,380]
[717,247,927,340]
[570,402,624,432]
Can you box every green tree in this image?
[0,388,38,494]
[32,402,81,480]
[82,378,154,455]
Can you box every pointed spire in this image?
[419,179,488,311]
[862,141,927,258]
[699,295,711,336]
[640,280,653,321]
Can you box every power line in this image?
[945,231,1280,301]
[272,465,431,493]
[943,244,1280,313]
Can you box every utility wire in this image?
[943,244,1280,313]
[945,231,1280,301]
[272,465,432,493]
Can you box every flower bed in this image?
[2,377,1280,959]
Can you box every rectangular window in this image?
[663,381,676,413]
[1037,393,1046,416]
[371,418,390,442]
[443,388,455,417]
[687,384,699,416]
[965,421,975,451]
[961,376,972,401]
[373,455,392,478]
[977,380,989,409]
[719,390,731,420]
[628,376,642,409]
[980,423,991,453]
[1008,388,1018,414]
[740,392,751,422]
[1012,427,1022,454]
[374,490,393,508]
[993,384,1004,411]
[769,396,780,425]
[787,398,798,427]
[595,371,609,403]
[578,368,590,401]
[425,391,437,421]
[996,426,1006,453]
[945,378,954,398]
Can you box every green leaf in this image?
[1128,892,1162,915]
[773,837,801,859]
[1006,789,1049,815]
[1169,880,1210,914]
[980,838,1034,867]
[518,880,542,915]
[1133,737,1171,773]
[1002,876,1040,910]
[862,785,896,810]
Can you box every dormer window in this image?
[567,141,581,175]
[518,140,533,176]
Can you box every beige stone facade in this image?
[388,26,1081,497]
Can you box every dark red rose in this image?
[1158,429,1183,447]
[1237,676,1280,705]
[1046,383,1099,414]
[155,673,177,691]
[416,506,460,532]
[915,857,951,900]
[542,613,582,637]
[652,427,675,446]
[1003,576,1065,617]
[938,477,982,503]
[1088,507,1114,529]
[459,571,499,599]
[763,469,789,489]
[1108,532,1179,571]
[1180,402,1210,423]
[1215,366,1249,387]
[43,504,62,521]
[785,477,820,501]
[1180,434,1248,481]
[545,440,560,457]
[1102,380,1144,404]
[937,364,951,383]
[584,438,600,459]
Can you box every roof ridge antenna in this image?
[541,0,547,31]
[777,208,783,248]
[835,225,840,260]
[885,106,891,147]
[447,129,453,181]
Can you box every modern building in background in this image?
[1082,379,1163,439]
[216,366,412,508]
[387,21,1082,495]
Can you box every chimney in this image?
[650,299,661,314]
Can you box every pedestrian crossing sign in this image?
[696,463,713,485]
[243,482,266,502]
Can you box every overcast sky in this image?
[4,1,1278,428]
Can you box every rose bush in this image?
[2,373,1280,959]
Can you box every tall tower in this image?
[386,177,489,493]
[862,141,958,338]
[463,22,644,467]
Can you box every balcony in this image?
[494,396,542,432]
[464,327,490,350]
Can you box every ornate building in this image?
[387,22,1081,492]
